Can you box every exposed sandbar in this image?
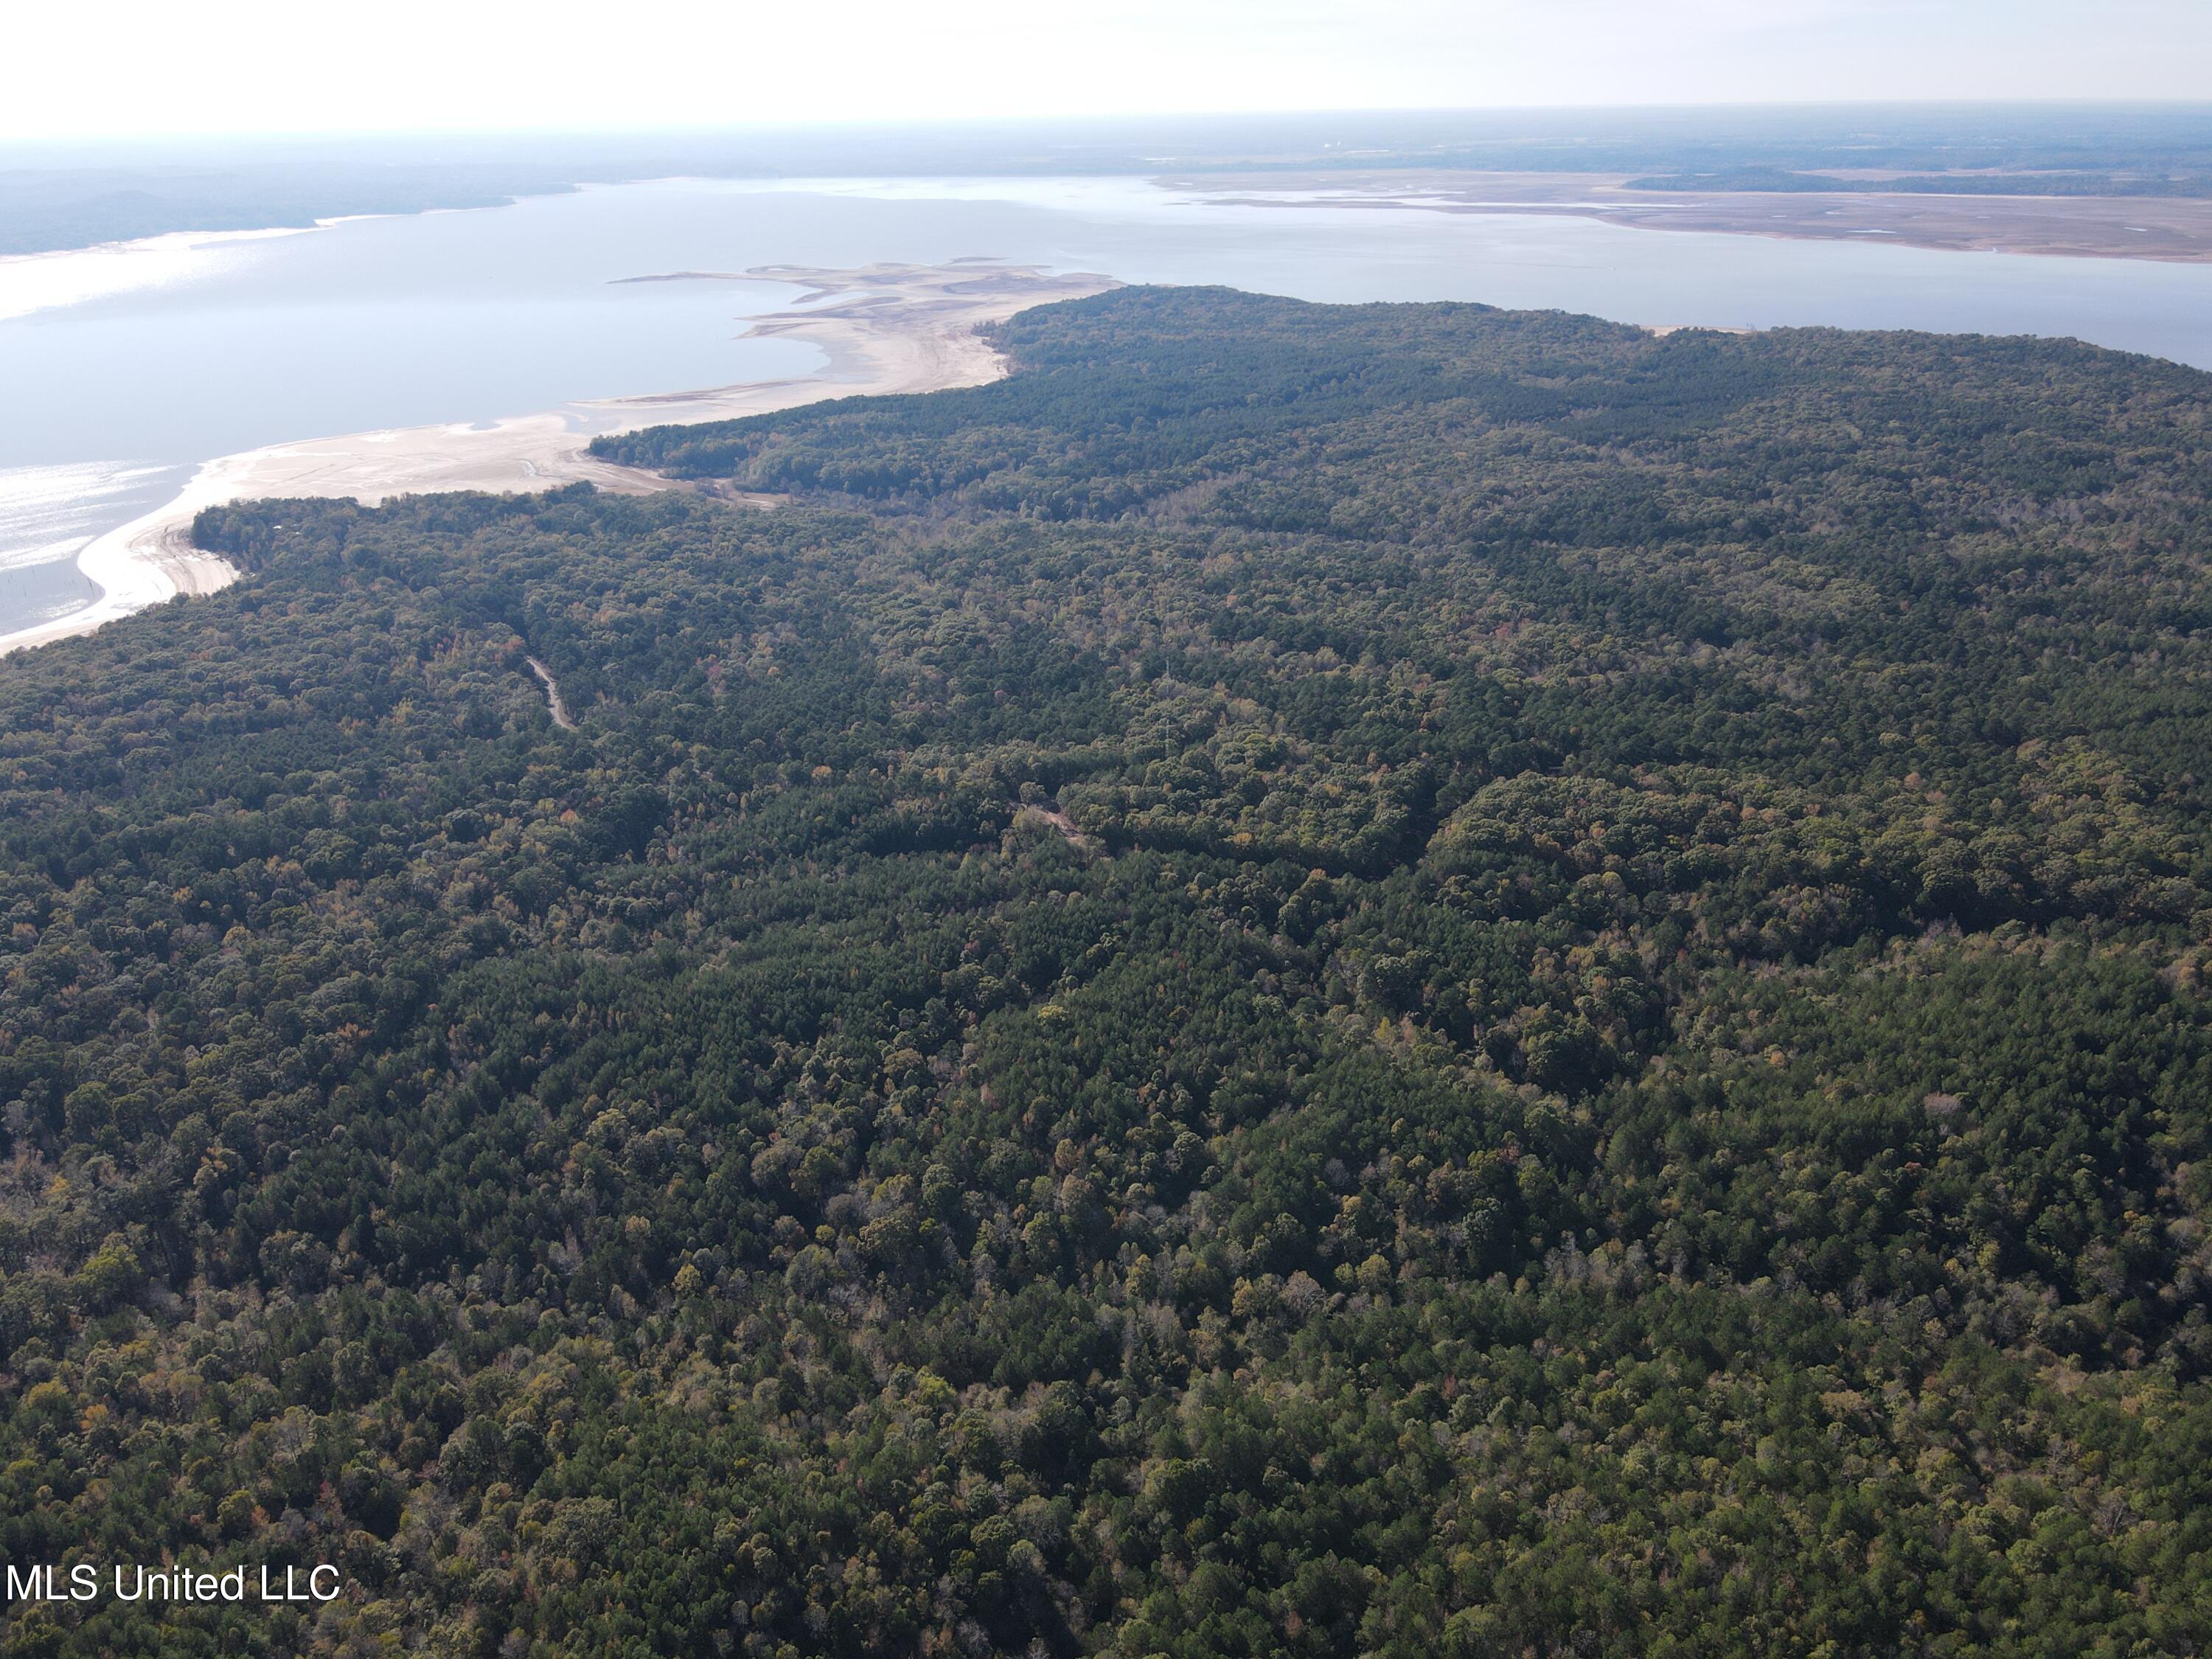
[1,260,1115,655]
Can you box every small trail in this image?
[1015,801,1093,849]
[526,656,577,729]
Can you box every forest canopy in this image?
[3,286,2212,1655]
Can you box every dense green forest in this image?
[4,286,2212,1655]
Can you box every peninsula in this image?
[0,260,1114,654]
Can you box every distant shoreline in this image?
[0,260,1117,656]
[1173,170,2212,264]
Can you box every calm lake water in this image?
[7,173,2212,637]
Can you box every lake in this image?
[7,173,2212,639]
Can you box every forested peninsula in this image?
[4,288,2212,1655]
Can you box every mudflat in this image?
[1180,171,2212,262]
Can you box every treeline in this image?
[1625,167,2212,197]
[1,287,2211,1654]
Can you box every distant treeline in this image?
[0,164,585,259]
[1628,165,2212,197]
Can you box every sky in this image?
[5,0,2211,141]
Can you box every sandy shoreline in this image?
[0,260,1114,656]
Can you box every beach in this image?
[0,260,1114,655]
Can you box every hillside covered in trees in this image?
[4,287,2212,1655]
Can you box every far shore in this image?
[0,260,1116,656]
[1172,171,2212,264]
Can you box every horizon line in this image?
[7,97,2212,154]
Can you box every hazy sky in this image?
[7,0,2211,140]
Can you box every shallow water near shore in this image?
[7,173,2212,640]
[0,460,191,630]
